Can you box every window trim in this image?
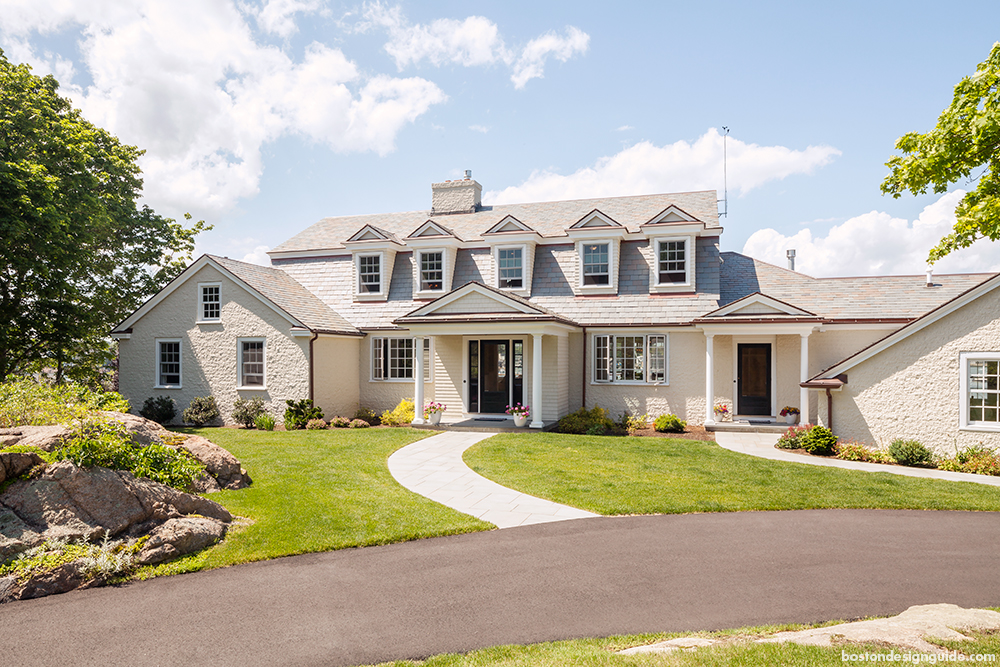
[196,282,222,323]
[493,244,526,291]
[356,252,384,297]
[577,240,616,292]
[371,337,433,383]
[237,337,267,390]
[649,235,694,292]
[154,338,183,389]
[960,351,1000,431]
[416,249,446,295]
[591,333,669,385]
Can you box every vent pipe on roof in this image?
[926,268,934,288]
[786,248,796,272]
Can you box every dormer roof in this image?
[483,215,539,236]
[344,224,403,245]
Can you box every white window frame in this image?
[649,235,694,292]
[197,282,221,323]
[591,333,669,385]
[417,249,445,294]
[960,351,1000,431]
[493,244,525,291]
[371,337,433,383]
[238,337,267,390]
[577,240,614,291]
[356,252,383,297]
[155,338,182,389]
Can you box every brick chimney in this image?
[431,171,481,215]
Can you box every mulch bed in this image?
[628,424,716,441]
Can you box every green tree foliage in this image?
[882,42,1000,263]
[0,51,210,385]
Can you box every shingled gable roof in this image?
[809,270,1000,382]
[695,292,819,322]
[111,255,360,336]
[395,281,578,327]
[270,190,721,255]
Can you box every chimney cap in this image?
[786,249,796,258]
[464,169,472,180]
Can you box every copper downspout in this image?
[308,332,318,402]
[581,326,587,409]
[826,388,833,431]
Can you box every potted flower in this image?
[424,401,446,426]
[506,403,530,427]
[713,403,731,422]
[779,406,800,424]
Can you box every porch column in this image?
[705,333,715,424]
[530,333,544,429]
[412,335,425,425]
[800,333,810,424]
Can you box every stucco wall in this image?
[118,264,309,424]
[313,336,361,419]
[831,287,1000,453]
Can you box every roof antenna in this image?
[719,126,729,218]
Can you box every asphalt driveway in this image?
[2,510,999,666]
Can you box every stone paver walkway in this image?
[388,431,598,528]
[715,431,1000,487]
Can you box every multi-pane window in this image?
[358,255,381,293]
[157,341,181,387]
[593,334,668,384]
[420,252,444,291]
[372,338,431,381]
[657,240,687,284]
[240,340,265,387]
[582,243,609,285]
[498,247,523,289]
[968,359,1000,424]
[200,285,220,320]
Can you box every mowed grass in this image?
[140,427,491,578]
[463,432,1000,514]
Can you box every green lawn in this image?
[141,427,492,578]
[463,432,1000,514]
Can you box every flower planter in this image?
[513,414,528,428]
[427,411,442,426]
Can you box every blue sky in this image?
[3,0,998,276]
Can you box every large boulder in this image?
[175,435,251,490]
[0,425,72,452]
[0,450,44,485]
[97,411,169,445]
[137,516,228,565]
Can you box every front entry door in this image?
[480,340,509,413]
[737,343,771,416]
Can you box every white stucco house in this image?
[112,176,1000,452]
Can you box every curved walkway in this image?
[388,431,597,528]
[715,431,1000,487]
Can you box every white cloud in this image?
[468,124,489,133]
[616,125,634,132]
[360,2,588,88]
[241,245,272,266]
[484,128,840,205]
[0,0,445,214]
[252,0,324,37]
[742,190,1000,277]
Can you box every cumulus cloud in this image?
[484,128,840,205]
[241,245,272,266]
[252,0,325,37]
[742,190,1000,277]
[0,0,445,214]
[359,2,588,88]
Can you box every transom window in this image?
[420,251,444,291]
[582,243,609,285]
[373,337,431,381]
[359,255,381,294]
[498,247,523,289]
[657,240,687,284]
[239,340,265,388]
[157,340,181,387]
[593,334,667,384]
[200,284,220,321]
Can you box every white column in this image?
[800,333,810,425]
[412,335,425,424]
[705,333,715,424]
[530,333,544,429]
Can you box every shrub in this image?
[139,396,176,425]
[800,425,837,456]
[353,407,381,426]
[330,416,350,428]
[306,418,327,430]
[585,424,607,436]
[381,399,415,426]
[654,414,686,433]
[182,396,220,426]
[0,378,130,427]
[835,440,894,464]
[775,425,810,450]
[232,397,265,429]
[888,438,933,467]
[556,406,615,435]
[349,419,370,428]
[938,446,1000,476]
[254,413,276,431]
[618,412,649,435]
[284,399,323,430]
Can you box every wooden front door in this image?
[738,343,771,416]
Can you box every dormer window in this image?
[358,254,381,294]
[657,239,687,284]
[497,247,523,289]
[582,243,610,285]
[419,251,444,291]
[198,283,221,322]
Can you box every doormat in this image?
[475,417,507,422]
